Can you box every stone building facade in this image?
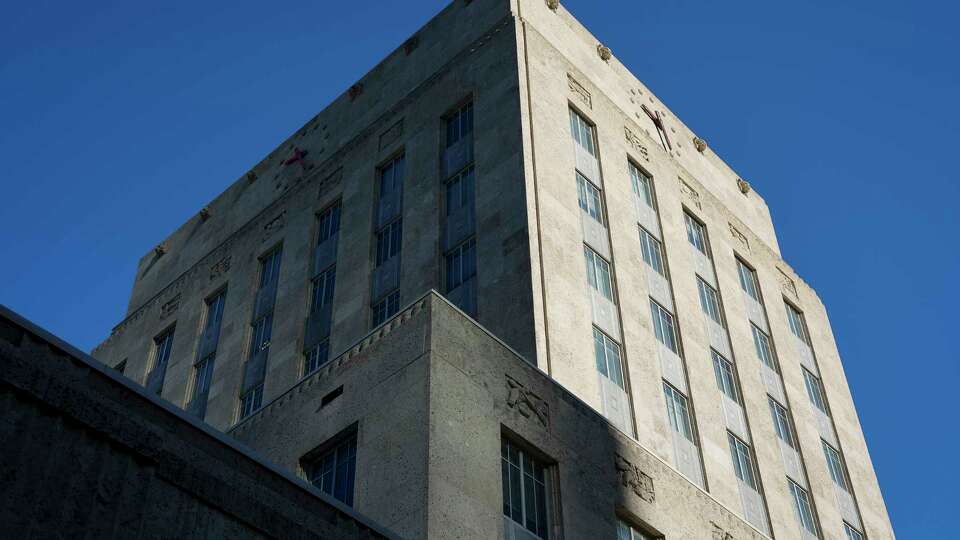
[92,1,894,539]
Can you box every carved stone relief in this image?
[693,136,708,153]
[379,120,404,151]
[546,0,559,10]
[777,267,799,299]
[159,294,181,319]
[737,178,751,194]
[318,167,343,200]
[624,126,650,161]
[506,375,549,428]
[614,454,655,502]
[567,74,592,109]
[710,521,735,540]
[210,256,231,281]
[263,211,286,240]
[679,179,702,209]
[729,223,749,251]
[597,44,613,62]
[348,83,363,101]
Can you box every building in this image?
[90,1,894,538]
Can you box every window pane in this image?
[684,213,708,255]
[629,164,654,208]
[752,325,778,371]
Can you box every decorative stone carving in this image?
[710,521,735,540]
[679,179,702,209]
[154,244,166,257]
[210,256,231,281]
[597,43,612,62]
[737,178,751,194]
[546,0,559,11]
[777,267,799,299]
[403,35,419,55]
[348,83,363,101]
[729,223,749,251]
[624,126,650,161]
[246,171,257,184]
[379,120,404,151]
[693,136,708,153]
[567,74,592,109]
[199,207,211,221]
[318,168,343,199]
[159,294,180,319]
[263,211,286,239]
[614,454,655,502]
[506,375,549,428]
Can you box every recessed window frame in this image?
[569,108,596,156]
[310,265,337,313]
[751,323,779,372]
[576,172,605,225]
[769,397,797,449]
[584,245,614,301]
[238,383,263,420]
[445,101,474,149]
[697,276,725,326]
[712,350,739,403]
[638,226,667,278]
[663,382,695,442]
[371,290,400,327]
[684,211,710,257]
[304,340,331,376]
[728,431,759,489]
[444,166,475,215]
[592,327,625,388]
[628,161,656,210]
[501,436,554,539]
[736,257,761,302]
[789,479,820,536]
[843,522,865,540]
[258,247,283,289]
[444,237,477,292]
[378,154,405,198]
[316,200,342,245]
[803,367,830,415]
[822,440,851,492]
[374,218,403,267]
[302,425,359,507]
[650,299,680,354]
[785,300,810,344]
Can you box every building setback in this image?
[92,1,894,539]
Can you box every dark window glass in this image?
[501,439,549,539]
[639,227,666,277]
[684,213,709,256]
[697,277,724,326]
[650,300,679,353]
[445,167,475,215]
[576,173,604,224]
[629,163,655,208]
[304,341,331,375]
[317,201,342,244]
[149,329,175,394]
[379,156,405,198]
[569,109,596,156]
[375,219,403,267]
[445,238,477,292]
[259,248,283,289]
[593,327,625,388]
[308,434,357,506]
[372,291,400,327]
[311,266,336,313]
[239,384,263,419]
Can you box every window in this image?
[569,108,596,156]
[191,354,215,404]
[728,432,758,489]
[663,383,694,441]
[823,441,850,491]
[593,327,625,388]
[617,520,656,540]
[239,383,263,420]
[844,523,865,540]
[638,227,666,277]
[445,166,474,215]
[501,438,550,539]
[713,351,738,402]
[258,248,282,289]
[149,329,175,393]
[304,341,330,375]
[375,219,402,267]
[803,368,829,414]
[650,300,679,353]
[379,155,404,196]
[576,172,604,224]
[697,277,724,326]
[684,212,709,256]
[629,163,655,209]
[372,291,400,327]
[751,324,778,371]
[737,259,761,301]
[445,237,477,291]
[317,201,342,244]
[785,302,809,343]
[584,246,614,301]
[446,101,474,148]
[251,314,273,354]
[205,290,227,333]
[769,398,796,448]
[307,433,357,506]
[310,266,336,313]
[789,480,819,536]
[114,359,127,374]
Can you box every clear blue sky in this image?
[1,1,956,536]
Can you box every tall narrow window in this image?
[205,291,226,333]
[191,355,215,406]
[148,329,175,394]
[684,212,709,256]
[251,313,273,354]
[307,434,357,506]
[769,397,796,448]
[844,523,865,540]
[304,340,330,375]
[317,201,342,245]
[372,291,400,327]
[310,266,336,313]
[501,438,550,539]
[803,368,829,414]
[446,101,474,148]
[629,163,655,209]
[728,432,759,489]
[823,441,851,492]
[239,384,263,420]
[259,248,282,289]
[618,520,655,540]
[584,246,614,301]
[785,302,810,343]
[751,324,779,371]
[593,327,625,388]
[375,219,402,267]
[569,109,596,156]
[697,277,724,326]
[445,237,477,292]
[789,480,819,536]
[576,172,604,224]
[713,350,738,402]
[639,227,666,277]
[379,155,404,197]
[650,300,679,353]
[445,166,475,215]
[663,383,694,441]
[737,259,761,301]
